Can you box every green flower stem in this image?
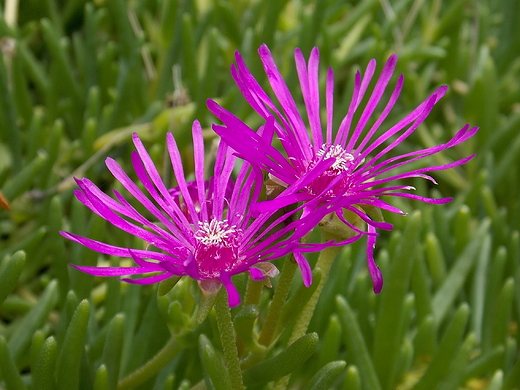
[243,278,263,306]
[258,258,298,347]
[288,245,341,344]
[273,245,341,390]
[117,336,179,390]
[215,288,245,390]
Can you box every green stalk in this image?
[287,245,341,344]
[117,337,179,390]
[273,245,341,390]
[215,289,245,390]
[243,278,263,306]
[258,258,298,347]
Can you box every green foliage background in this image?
[0,0,519,389]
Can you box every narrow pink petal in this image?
[359,124,475,179]
[229,162,255,223]
[128,248,159,268]
[220,273,241,307]
[343,206,393,230]
[295,233,363,250]
[132,133,193,230]
[71,264,159,276]
[346,54,398,151]
[249,267,265,281]
[121,273,172,284]
[358,86,447,162]
[383,192,453,204]
[326,67,334,144]
[355,74,403,152]
[336,59,377,146]
[212,142,236,220]
[106,157,188,241]
[111,190,177,242]
[192,120,209,221]
[294,253,312,287]
[209,100,298,182]
[335,71,361,145]
[233,51,310,165]
[366,225,383,293]
[307,48,322,147]
[76,179,174,251]
[360,154,475,188]
[295,47,322,149]
[258,44,312,161]
[166,131,199,225]
[333,210,375,235]
[60,231,185,262]
[337,196,406,216]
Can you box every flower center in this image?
[194,219,241,278]
[306,144,355,197]
[315,144,355,175]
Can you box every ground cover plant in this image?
[0,0,519,389]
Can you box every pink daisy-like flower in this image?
[61,121,350,306]
[208,44,478,293]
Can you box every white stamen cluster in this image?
[316,144,355,173]
[194,219,238,247]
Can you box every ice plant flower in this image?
[61,121,342,306]
[208,44,478,293]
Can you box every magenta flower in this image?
[61,121,339,306]
[208,44,478,293]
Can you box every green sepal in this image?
[199,334,232,390]
[56,299,91,390]
[196,280,221,324]
[0,250,25,306]
[359,203,385,223]
[304,360,347,390]
[319,210,360,241]
[157,275,182,297]
[32,336,58,390]
[242,333,319,386]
